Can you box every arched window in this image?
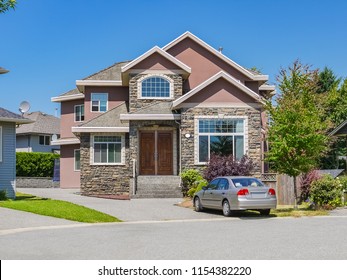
[141,76,170,98]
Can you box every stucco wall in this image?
[60,144,80,188]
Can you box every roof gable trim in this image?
[163,31,268,81]
[172,71,265,109]
[121,46,191,74]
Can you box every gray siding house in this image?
[0,108,32,198]
[16,111,60,153]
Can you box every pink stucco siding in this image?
[60,99,84,138]
[84,86,128,121]
[166,37,251,90]
[60,144,80,188]
[184,78,257,105]
[130,52,181,70]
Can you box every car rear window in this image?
[231,178,265,188]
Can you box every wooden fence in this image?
[261,173,298,205]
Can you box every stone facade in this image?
[180,106,263,175]
[79,133,131,198]
[129,73,182,112]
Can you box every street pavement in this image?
[2,187,347,259]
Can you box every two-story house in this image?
[51,32,275,199]
[16,111,60,153]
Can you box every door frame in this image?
[138,127,177,176]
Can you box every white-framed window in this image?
[92,135,123,164]
[39,135,50,146]
[197,118,245,163]
[74,104,84,122]
[139,75,173,99]
[91,93,108,112]
[74,149,80,171]
[0,126,2,162]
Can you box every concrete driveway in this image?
[15,187,222,222]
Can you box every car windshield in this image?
[231,178,265,188]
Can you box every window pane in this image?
[39,136,44,145]
[235,136,244,160]
[115,143,121,162]
[199,136,208,162]
[141,77,170,98]
[100,101,107,112]
[74,150,80,171]
[94,144,101,163]
[235,120,244,133]
[108,143,115,163]
[210,136,233,156]
[45,136,50,145]
[101,144,107,162]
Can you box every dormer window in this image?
[140,75,172,99]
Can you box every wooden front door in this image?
[139,131,173,175]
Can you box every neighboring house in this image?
[51,32,275,198]
[16,111,60,153]
[0,107,33,198]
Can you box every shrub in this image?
[299,170,321,203]
[310,175,343,209]
[203,154,254,182]
[0,190,7,201]
[180,169,205,197]
[187,178,208,198]
[16,152,60,177]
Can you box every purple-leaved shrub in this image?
[203,154,254,182]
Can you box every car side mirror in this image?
[202,186,208,191]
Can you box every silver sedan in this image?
[193,176,277,216]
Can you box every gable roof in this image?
[75,61,130,92]
[163,32,268,82]
[329,119,347,136]
[51,88,84,102]
[121,46,191,79]
[172,71,265,109]
[0,107,33,124]
[72,102,129,133]
[16,111,60,135]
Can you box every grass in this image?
[0,192,121,223]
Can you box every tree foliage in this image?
[0,0,16,13]
[265,60,330,206]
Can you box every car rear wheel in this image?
[222,200,231,217]
[194,197,203,212]
[259,209,271,215]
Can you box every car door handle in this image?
[222,192,225,195]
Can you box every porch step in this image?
[132,176,183,199]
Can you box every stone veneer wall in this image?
[129,120,180,175]
[129,74,182,112]
[79,133,131,198]
[180,107,263,175]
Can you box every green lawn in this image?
[0,192,121,223]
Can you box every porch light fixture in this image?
[185,133,191,138]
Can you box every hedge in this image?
[16,152,60,177]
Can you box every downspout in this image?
[175,119,182,188]
[132,159,137,196]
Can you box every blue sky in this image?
[1,0,346,116]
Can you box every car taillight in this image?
[268,188,276,196]
[237,189,249,196]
